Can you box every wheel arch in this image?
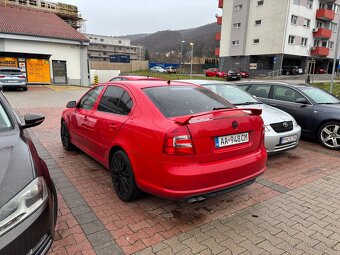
[315,119,340,139]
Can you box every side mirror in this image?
[296,98,308,104]
[252,95,257,98]
[21,113,45,129]
[66,101,77,108]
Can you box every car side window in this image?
[247,84,271,98]
[273,86,304,103]
[237,85,249,91]
[98,86,133,115]
[78,86,104,110]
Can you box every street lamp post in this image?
[180,40,185,74]
[190,42,194,79]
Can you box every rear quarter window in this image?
[143,86,233,118]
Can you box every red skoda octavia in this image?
[61,81,267,201]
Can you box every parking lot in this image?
[4,85,340,255]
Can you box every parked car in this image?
[165,66,177,74]
[237,69,249,78]
[226,69,242,81]
[0,91,57,254]
[237,81,340,150]
[176,80,301,153]
[149,66,167,73]
[109,75,163,82]
[61,81,267,201]
[0,67,27,91]
[205,68,226,78]
[281,66,304,75]
[313,67,327,74]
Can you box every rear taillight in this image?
[18,75,26,79]
[164,126,195,155]
[0,75,5,78]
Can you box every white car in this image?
[150,66,167,73]
[176,80,302,154]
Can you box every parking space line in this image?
[299,143,340,158]
[256,178,291,193]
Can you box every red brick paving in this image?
[6,87,340,254]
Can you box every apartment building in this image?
[216,0,340,75]
[0,0,84,30]
[85,34,145,63]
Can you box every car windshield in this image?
[0,101,13,132]
[202,84,260,105]
[0,69,22,75]
[143,86,234,117]
[299,87,340,104]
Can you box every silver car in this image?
[149,66,167,73]
[177,80,301,154]
[0,67,27,91]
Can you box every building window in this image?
[307,0,313,9]
[233,22,241,28]
[293,0,300,5]
[304,19,310,28]
[255,20,262,25]
[329,41,334,49]
[257,1,264,6]
[232,40,240,46]
[330,22,337,32]
[301,38,308,47]
[317,21,324,28]
[253,39,260,44]
[100,38,104,42]
[234,4,242,11]
[288,35,295,44]
[118,40,122,44]
[291,15,298,25]
[321,41,328,47]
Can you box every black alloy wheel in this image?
[111,151,140,201]
[60,121,74,151]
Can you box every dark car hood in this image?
[0,131,34,208]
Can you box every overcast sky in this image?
[62,0,221,36]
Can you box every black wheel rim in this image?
[61,123,69,147]
[111,154,131,197]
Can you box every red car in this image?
[237,69,249,78]
[60,81,267,201]
[109,75,163,81]
[205,68,226,78]
[313,67,326,74]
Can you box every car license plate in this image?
[280,135,298,144]
[215,133,249,148]
[299,69,303,73]
[6,80,17,83]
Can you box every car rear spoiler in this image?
[174,108,262,125]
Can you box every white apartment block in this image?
[216,0,340,75]
[85,34,145,63]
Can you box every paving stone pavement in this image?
[3,86,340,255]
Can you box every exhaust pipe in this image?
[187,196,206,204]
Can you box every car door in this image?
[69,86,104,149]
[269,85,314,134]
[86,85,133,162]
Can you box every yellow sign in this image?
[0,57,18,68]
[26,59,51,83]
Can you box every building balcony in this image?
[316,9,335,21]
[215,48,220,56]
[217,16,222,25]
[218,0,223,8]
[313,27,332,39]
[215,32,221,41]
[311,46,330,57]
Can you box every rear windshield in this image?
[0,69,22,75]
[143,86,233,117]
[0,102,13,132]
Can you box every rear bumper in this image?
[137,148,267,200]
[0,82,27,88]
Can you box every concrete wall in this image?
[2,37,89,85]
[89,60,149,72]
[90,70,120,84]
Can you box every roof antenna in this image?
[167,80,171,85]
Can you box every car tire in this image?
[60,121,75,151]
[317,121,340,150]
[23,87,28,91]
[110,150,141,201]
[285,71,290,75]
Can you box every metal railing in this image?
[267,69,282,79]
